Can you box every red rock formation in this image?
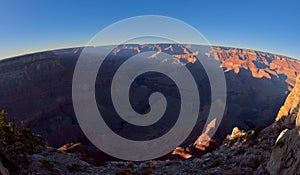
[172,119,220,159]
[208,47,300,87]
[172,147,192,159]
[112,44,300,87]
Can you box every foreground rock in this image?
[267,76,300,175]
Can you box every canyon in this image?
[0,44,299,163]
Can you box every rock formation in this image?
[207,47,300,87]
[267,76,300,175]
[275,76,300,128]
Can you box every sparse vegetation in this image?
[0,109,43,174]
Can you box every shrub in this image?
[0,109,43,174]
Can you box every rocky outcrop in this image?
[267,76,300,175]
[275,76,300,128]
[267,129,300,175]
[227,126,245,139]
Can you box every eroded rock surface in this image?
[267,76,300,175]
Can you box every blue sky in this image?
[1,0,299,59]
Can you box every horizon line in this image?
[0,43,298,61]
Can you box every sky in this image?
[1,0,300,59]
